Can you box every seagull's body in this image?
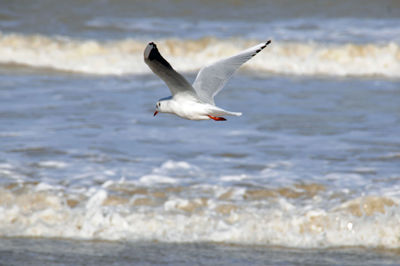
[144,40,271,121]
[159,94,240,121]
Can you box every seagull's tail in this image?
[211,108,242,117]
[229,111,242,116]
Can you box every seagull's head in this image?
[153,101,161,116]
[153,97,173,117]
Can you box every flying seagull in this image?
[144,40,271,121]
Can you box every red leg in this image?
[208,115,227,121]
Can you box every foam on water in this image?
[0,181,399,248]
[0,32,399,78]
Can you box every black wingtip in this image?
[261,40,272,49]
[251,40,272,57]
[144,42,162,61]
[144,42,173,69]
[144,42,156,59]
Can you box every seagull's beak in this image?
[153,110,158,116]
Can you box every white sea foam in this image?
[0,32,399,78]
[0,183,399,248]
[138,174,178,185]
[136,160,200,186]
[159,160,193,170]
[37,160,68,169]
[219,174,248,182]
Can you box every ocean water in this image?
[1,0,400,264]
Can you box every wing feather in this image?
[192,40,271,105]
[144,42,195,96]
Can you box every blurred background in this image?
[0,0,400,264]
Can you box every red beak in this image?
[153,110,158,116]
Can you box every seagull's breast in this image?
[170,96,212,120]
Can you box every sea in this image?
[0,0,400,265]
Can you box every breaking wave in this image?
[0,180,399,248]
[0,32,399,78]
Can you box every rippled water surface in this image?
[1,0,400,264]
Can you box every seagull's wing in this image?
[144,42,195,96]
[192,41,271,105]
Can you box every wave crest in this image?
[0,32,399,77]
[1,182,400,248]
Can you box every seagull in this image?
[144,40,271,121]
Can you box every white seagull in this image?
[144,40,271,121]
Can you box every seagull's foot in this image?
[208,115,227,121]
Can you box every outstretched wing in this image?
[144,42,195,96]
[192,40,271,105]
